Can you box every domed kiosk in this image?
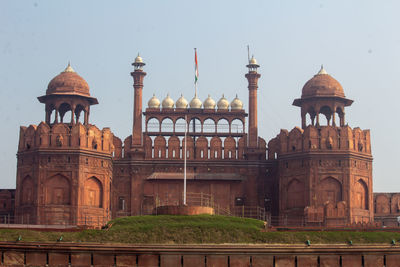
[37,63,98,125]
[292,66,353,128]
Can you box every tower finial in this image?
[64,62,75,73]
[133,53,145,70]
[317,64,327,75]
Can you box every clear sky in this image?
[0,0,399,192]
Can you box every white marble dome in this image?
[203,94,216,109]
[176,94,188,108]
[148,94,160,108]
[217,94,229,110]
[189,95,202,109]
[162,94,174,108]
[230,94,243,110]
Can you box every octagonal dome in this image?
[301,66,345,98]
[46,63,90,97]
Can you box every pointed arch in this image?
[168,136,180,159]
[45,174,71,205]
[154,135,167,158]
[195,136,208,159]
[210,136,222,159]
[354,179,368,210]
[203,118,216,133]
[317,177,342,205]
[217,118,229,133]
[147,117,160,132]
[189,117,202,133]
[84,177,103,208]
[161,117,174,132]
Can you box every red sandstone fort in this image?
[0,55,397,228]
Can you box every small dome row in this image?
[148,94,243,110]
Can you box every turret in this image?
[130,54,147,148]
[37,63,98,126]
[245,56,261,148]
[293,65,353,129]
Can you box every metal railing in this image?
[1,214,109,229]
[153,192,266,221]
[267,215,384,229]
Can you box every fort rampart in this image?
[0,242,399,266]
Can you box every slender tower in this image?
[245,56,261,148]
[130,54,146,149]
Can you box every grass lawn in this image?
[0,215,399,244]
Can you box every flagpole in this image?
[183,114,187,206]
[195,77,197,97]
[194,48,198,97]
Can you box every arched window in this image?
[161,118,174,132]
[354,179,368,210]
[203,118,216,133]
[175,118,187,132]
[58,103,72,123]
[319,106,333,126]
[189,118,202,133]
[84,177,103,208]
[45,174,70,205]
[217,118,229,133]
[147,118,160,132]
[231,119,243,134]
[317,177,342,205]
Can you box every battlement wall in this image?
[18,122,114,155]
[112,134,266,160]
[268,125,371,160]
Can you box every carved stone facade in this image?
[269,66,373,225]
[12,57,382,227]
[374,193,400,226]
[15,65,112,226]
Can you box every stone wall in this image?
[374,193,400,227]
[0,242,399,267]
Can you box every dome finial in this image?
[246,55,260,72]
[63,62,75,73]
[317,64,328,75]
[133,53,145,70]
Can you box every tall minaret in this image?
[130,54,146,147]
[245,56,261,148]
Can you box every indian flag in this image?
[194,48,199,84]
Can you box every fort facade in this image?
[9,54,395,227]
